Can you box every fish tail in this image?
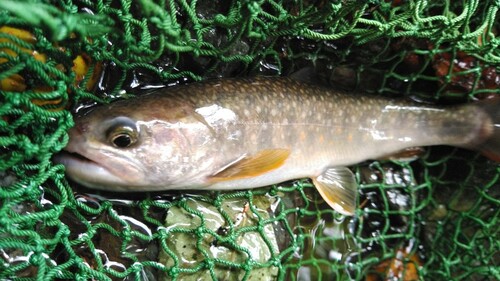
[471,97,500,161]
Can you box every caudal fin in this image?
[474,98,500,161]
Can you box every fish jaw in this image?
[54,151,135,190]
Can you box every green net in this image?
[0,0,499,280]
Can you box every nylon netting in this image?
[0,0,499,280]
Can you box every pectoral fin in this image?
[209,149,291,182]
[312,167,358,216]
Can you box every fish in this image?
[54,77,500,216]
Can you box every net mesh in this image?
[0,0,499,280]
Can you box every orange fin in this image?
[209,149,290,182]
[379,147,425,162]
[312,167,358,216]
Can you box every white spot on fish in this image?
[371,130,388,141]
[228,130,242,141]
[398,136,412,142]
[196,104,237,126]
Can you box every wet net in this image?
[0,0,499,280]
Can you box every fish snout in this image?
[72,121,90,135]
[64,123,90,154]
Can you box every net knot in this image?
[242,258,255,271]
[195,226,205,236]
[213,197,222,208]
[167,267,179,278]
[204,259,215,269]
[29,252,43,266]
[269,257,280,266]
[130,262,143,273]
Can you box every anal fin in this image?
[312,167,358,216]
[379,147,425,162]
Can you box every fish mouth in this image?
[59,151,95,164]
[53,150,141,191]
[55,151,110,174]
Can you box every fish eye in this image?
[106,117,139,148]
[110,132,134,148]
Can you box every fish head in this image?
[55,97,218,191]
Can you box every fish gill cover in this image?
[0,0,498,280]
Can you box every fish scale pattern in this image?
[0,0,499,280]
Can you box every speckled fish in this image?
[54,77,500,215]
